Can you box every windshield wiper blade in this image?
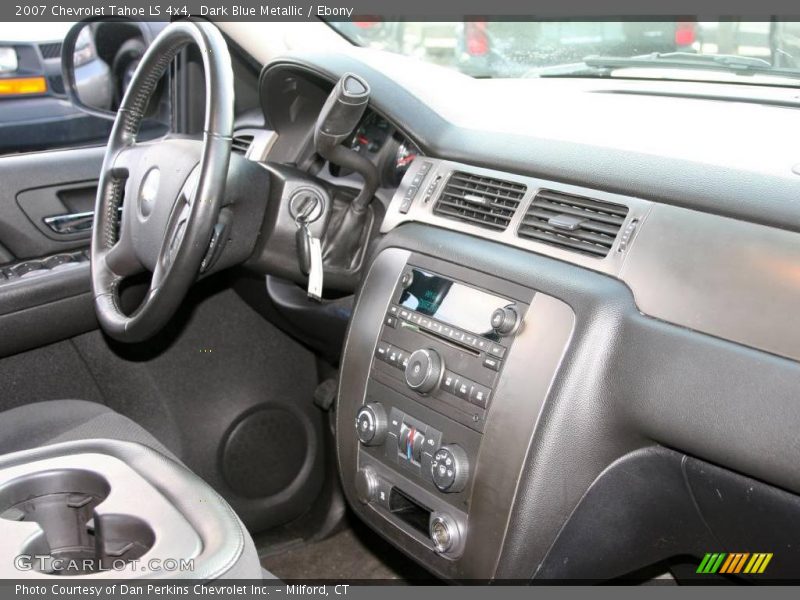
[582,52,800,80]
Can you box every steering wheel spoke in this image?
[103,235,143,279]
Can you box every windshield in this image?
[329,21,800,86]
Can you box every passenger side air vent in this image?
[433,171,526,232]
[231,133,254,155]
[518,189,629,257]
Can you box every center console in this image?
[0,439,262,579]
[337,247,576,580]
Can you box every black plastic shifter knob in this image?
[314,73,371,155]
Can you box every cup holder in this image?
[0,469,155,576]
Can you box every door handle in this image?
[43,207,122,235]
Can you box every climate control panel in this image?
[355,401,470,495]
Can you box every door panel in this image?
[0,146,104,259]
[0,145,104,357]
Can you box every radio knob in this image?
[355,402,387,446]
[430,444,469,493]
[491,305,521,336]
[404,348,443,394]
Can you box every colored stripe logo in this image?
[696,552,773,574]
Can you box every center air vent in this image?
[231,133,254,155]
[433,171,527,232]
[518,189,629,257]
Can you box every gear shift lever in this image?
[314,73,380,268]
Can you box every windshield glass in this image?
[329,21,800,86]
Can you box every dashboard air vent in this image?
[433,171,527,232]
[518,189,629,257]
[231,133,254,155]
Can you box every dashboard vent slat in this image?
[518,189,629,257]
[434,171,526,232]
[231,133,254,155]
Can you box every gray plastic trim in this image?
[336,246,575,580]
[382,157,652,278]
[0,453,201,579]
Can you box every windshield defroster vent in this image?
[433,171,526,232]
[518,189,629,257]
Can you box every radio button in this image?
[399,309,411,319]
[483,356,501,371]
[375,342,391,361]
[455,380,471,400]
[469,384,491,408]
[384,315,397,328]
[441,371,456,394]
[388,305,399,315]
[488,344,506,358]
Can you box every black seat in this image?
[0,400,176,459]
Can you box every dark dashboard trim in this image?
[263,52,800,235]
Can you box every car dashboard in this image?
[248,48,800,581]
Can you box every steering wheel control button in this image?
[355,467,379,504]
[355,402,388,446]
[491,305,521,336]
[431,444,469,493]
[405,349,443,394]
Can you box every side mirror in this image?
[61,19,164,120]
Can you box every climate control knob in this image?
[355,402,387,446]
[404,348,443,394]
[431,444,469,493]
[491,305,521,336]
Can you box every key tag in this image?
[292,197,324,302]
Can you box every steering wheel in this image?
[91,22,233,342]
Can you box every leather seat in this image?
[0,400,270,580]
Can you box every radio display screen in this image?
[398,268,510,338]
